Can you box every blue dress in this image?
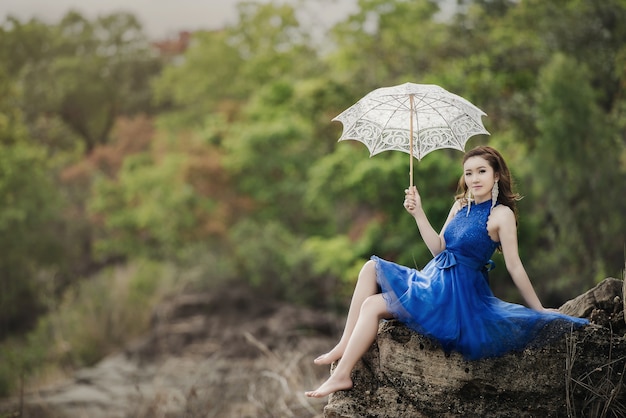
[373,199,588,360]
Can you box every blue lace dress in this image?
[373,199,588,360]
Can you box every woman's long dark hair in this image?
[454,146,522,219]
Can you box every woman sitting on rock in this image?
[306,146,588,398]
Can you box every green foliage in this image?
[0,141,59,255]
[0,333,49,397]
[153,29,245,128]
[229,2,316,83]
[0,71,61,337]
[154,2,320,129]
[328,0,445,87]
[531,53,625,292]
[224,116,313,226]
[229,219,314,303]
[89,150,214,260]
[2,11,161,152]
[0,70,27,145]
[301,234,367,307]
[303,235,360,281]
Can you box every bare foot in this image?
[305,374,353,398]
[313,346,344,365]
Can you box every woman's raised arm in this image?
[404,186,460,257]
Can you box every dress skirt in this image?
[373,252,588,360]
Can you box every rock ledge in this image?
[324,278,626,418]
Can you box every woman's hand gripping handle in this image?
[403,186,421,216]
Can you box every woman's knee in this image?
[361,295,388,317]
[359,260,377,281]
[363,259,376,271]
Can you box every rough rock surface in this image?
[324,278,626,418]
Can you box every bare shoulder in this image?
[450,199,463,216]
[490,205,516,227]
[441,200,463,233]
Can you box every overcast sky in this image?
[0,0,358,39]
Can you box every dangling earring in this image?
[466,189,472,216]
[491,180,499,211]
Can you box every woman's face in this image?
[463,156,498,204]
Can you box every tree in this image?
[89,149,213,261]
[328,0,446,89]
[0,69,60,337]
[1,11,161,153]
[154,2,320,129]
[152,29,245,128]
[532,53,625,292]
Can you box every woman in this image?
[305,146,588,398]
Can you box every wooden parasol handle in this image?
[409,94,414,188]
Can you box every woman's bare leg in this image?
[306,294,391,398]
[314,260,379,365]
